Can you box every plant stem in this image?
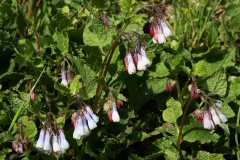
[176,96,194,148]
[93,20,130,112]
[235,105,240,160]
[8,102,24,132]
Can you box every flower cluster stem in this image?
[176,96,194,148]
[93,20,131,112]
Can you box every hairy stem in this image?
[176,96,194,148]
[93,20,130,112]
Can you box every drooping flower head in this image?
[124,51,136,74]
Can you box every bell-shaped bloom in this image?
[12,139,23,154]
[43,130,52,154]
[52,134,61,153]
[73,118,85,139]
[85,106,99,123]
[59,130,69,150]
[112,102,120,122]
[203,111,214,130]
[160,20,172,38]
[210,107,221,125]
[61,69,68,86]
[125,54,136,74]
[84,112,97,130]
[216,107,227,123]
[36,129,45,149]
[140,47,150,67]
[137,54,147,71]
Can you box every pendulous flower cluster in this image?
[36,112,69,155]
[124,47,151,74]
[193,101,227,130]
[103,94,123,122]
[149,19,172,44]
[12,124,29,154]
[71,105,99,139]
[60,60,72,86]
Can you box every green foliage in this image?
[0,0,240,159]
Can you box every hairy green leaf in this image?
[163,97,182,123]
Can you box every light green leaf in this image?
[220,103,235,118]
[195,151,223,160]
[163,97,182,123]
[52,31,69,55]
[169,54,183,71]
[83,19,112,47]
[223,76,240,103]
[17,116,37,139]
[69,75,82,95]
[192,60,206,76]
[225,5,240,17]
[182,117,219,144]
[206,69,227,97]
[119,0,132,13]
[69,56,97,100]
[149,62,169,78]
[207,28,218,47]
[0,131,14,143]
[54,82,70,94]
[164,146,179,160]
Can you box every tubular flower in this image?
[61,68,68,86]
[137,47,150,71]
[36,128,45,149]
[203,111,215,130]
[210,107,221,125]
[12,139,23,154]
[43,130,52,154]
[124,53,136,74]
[73,117,86,139]
[215,107,227,123]
[52,134,61,153]
[84,112,97,130]
[160,20,172,38]
[112,102,120,122]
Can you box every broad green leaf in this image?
[127,131,150,147]
[128,154,144,160]
[0,148,12,160]
[18,116,37,139]
[144,137,172,159]
[225,5,240,17]
[69,56,97,100]
[119,0,132,13]
[224,76,240,103]
[182,117,219,144]
[54,82,70,94]
[206,69,227,97]
[164,146,179,160]
[192,60,206,76]
[53,31,69,55]
[0,131,14,143]
[204,48,235,76]
[220,104,235,118]
[207,28,218,47]
[169,54,183,71]
[83,19,112,47]
[149,62,169,78]
[163,97,182,123]
[69,75,82,95]
[195,151,223,160]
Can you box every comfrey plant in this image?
[12,124,29,154]
[3,0,240,159]
[71,95,99,139]
[36,112,69,155]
